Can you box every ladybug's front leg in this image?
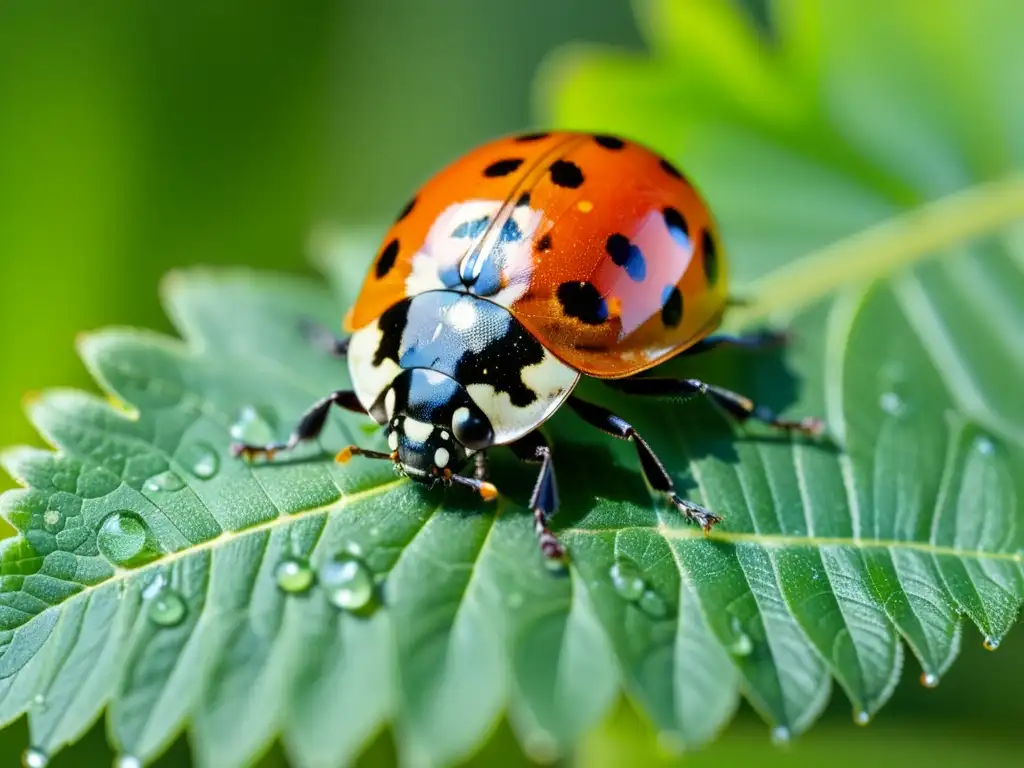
[231,390,366,461]
[507,431,564,560]
[567,397,722,532]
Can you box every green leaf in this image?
[2,1,1024,766]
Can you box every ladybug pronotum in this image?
[232,131,824,559]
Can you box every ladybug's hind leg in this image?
[299,319,350,358]
[567,397,722,532]
[231,389,366,461]
[679,331,788,358]
[605,377,824,436]
[507,431,564,560]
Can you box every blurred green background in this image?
[0,0,1021,765]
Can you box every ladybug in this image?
[232,131,823,559]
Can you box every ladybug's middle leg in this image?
[605,378,824,436]
[567,396,722,532]
[507,430,564,560]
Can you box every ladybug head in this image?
[376,369,495,485]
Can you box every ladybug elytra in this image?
[232,131,824,559]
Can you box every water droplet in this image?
[321,556,374,610]
[43,510,62,529]
[275,558,314,594]
[22,747,48,768]
[879,391,905,416]
[854,709,871,726]
[230,405,277,445]
[114,756,142,768]
[32,693,45,706]
[144,470,185,493]
[729,633,754,657]
[920,672,939,688]
[342,540,365,559]
[180,441,219,480]
[609,560,646,602]
[973,435,995,455]
[147,588,187,627]
[983,635,1000,651]
[770,725,791,746]
[98,511,161,567]
[638,589,668,619]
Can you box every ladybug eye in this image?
[451,407,493,450]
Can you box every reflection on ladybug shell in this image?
[345,131,728,378]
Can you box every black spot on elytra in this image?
[594,134,625,150]
[515,132,549,142]
[549,160,584,189]
[454,318,545,407]
[702,230,719,285]
[484,158,523,177]
[605,234,646,282]
[557,281,608,325]
[660,285,683,328]
[515,191,531,207]
[537,233,553,252]
[375,239,400,278]
[396,197,416,222]
[372,299,410,367]
[663,207,690,247]
[659,157,686,181]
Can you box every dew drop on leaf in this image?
[275,557,314,594]
[22,747,48,768]
[638,589,668,618]
[98,511,161,567]
[147,588,187,627]
[920,672,940,688]
[879,391,905,416]
[983,635,1000,651]
[973,435,996,455]
[143,470,185,493]
[180,441,220,479]
[114,756,142,768]
[609,560,646,602]
[770,725,791,746]
[854,709,871,726]
[230,405,278,445]
[321,556,374,610]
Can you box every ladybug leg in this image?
[508,431,565,560]
[299,319,349,357]
[605,378,824,436]
[230,390,366,461]
[679,330,787,357]
[567,397,722,532]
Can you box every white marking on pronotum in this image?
[388,431,400,451]
[439,430,450,441]
[434,447,450,468]
[384,388,396,419]
[403,418,434,443]
[466,349,579,443]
